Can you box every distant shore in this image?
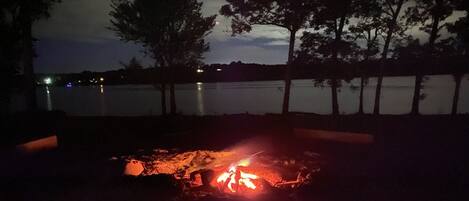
[31,59,468,87]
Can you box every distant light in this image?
[216,68,222,72]
[215,21,220,25]
[66,82,73,88]
[78,80,82,83]
[43,77,52,85]
[196,82,203,91]
[100,85,104,94]
[197,69,204,73]
[100,77,104,82]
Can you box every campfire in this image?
[115,146,321,199]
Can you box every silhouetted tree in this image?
[373,0,409,115]
[296,31,360,113]
[295,0,362,115]
[220,0,322,114]
[314,0,364,115]
[393,38,426,59]
[1,4,21,115]
[349,1,384,61]
[0,0,61,112]
[110,0,216,115]
[447,1,469,115]
[120,57,143,70]
[407,0,459,115]
[349,1,384,114]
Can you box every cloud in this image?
[33,0,116,43]
[205,37,288,64]
[202,0,290,43]
[34,38,153,73]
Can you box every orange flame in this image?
[216,158,261,193]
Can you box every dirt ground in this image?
[1,113,468,201]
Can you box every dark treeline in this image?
[36,58,468,86]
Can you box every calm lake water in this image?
[11,75,469,116]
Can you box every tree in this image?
[349,1,384,114]
[447,1,469,115]
[407,0,459,115]
[296,30,360,113]
[1,5,21,115]
[110,0,216,115]
[373,0,408,115]
[448,1,469,55]
[220,0,322,114]
[295,0,363,115]
[313,0,362,115]
[0,0,61,112]
[120,57,143,70]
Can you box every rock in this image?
[124,159,144,176]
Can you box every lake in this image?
[11,75,469,116]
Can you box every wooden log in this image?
[294,128,374,144]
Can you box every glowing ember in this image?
[216,158,261,193]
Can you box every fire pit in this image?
[114,147,321,199]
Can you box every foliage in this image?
[392,38,426,60]
[348,1,385,60]
[220,0,322,33]
[0,0,60,74]
[0,0,60,106]
[296,0,366,64]
[110,0,216,67]
[447,1,469,56]
[296,32,361,63]
[120,57,143,70]
[406,0,457,35]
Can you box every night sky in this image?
[33,0,464,73]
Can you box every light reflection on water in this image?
[20,75,469,116]
[45,86,52,111]
[196,82,205,116]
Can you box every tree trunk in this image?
[170,83,176,114]
[411,3,441,116]
[411,74,423,115]
[331,79,339,115]
[161,82,167,116]
[451,74,462,115]
[374,73,383,115]
[282,29,297,115]
[169,66,176,114]
[23,18,37,111]
[428,0,442,50]
[428,15,440,50]
[373,0,404,115]
[158,65,167,116]
[330,8,348,116]
[358,76,365,114]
